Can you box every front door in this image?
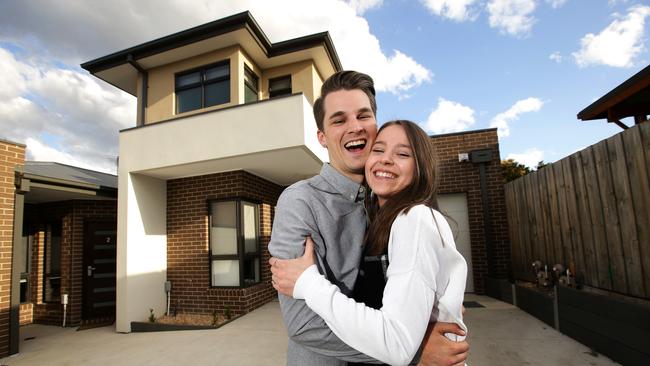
[83,221,117,320]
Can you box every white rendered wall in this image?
[116,172,167,332]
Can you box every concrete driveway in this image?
[0,296,620,365]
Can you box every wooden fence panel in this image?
[581,147,611,290]
[538,167,556,265]
[622,127,650,298]
[572,152,599,288]
[517,176,533,280]
[637,123,650,297]
[546,163,566,269]
[554,160,576,275]
[506,123,650,298]
[607,133,644,297]
[593,139,627,293]
[525,173,544,263]
[562,156,587,282]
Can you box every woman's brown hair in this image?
[364,120,439,256]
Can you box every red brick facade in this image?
[0,139,25,357]
[167,170,283,317]
[20,200,117,326]
[432,128,510,294]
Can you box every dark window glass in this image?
[205,64,229,80]
[176,72,201,88]
[175,60,230,113]
[176,87,202,114]
[209,200,260,288]
[269,76,292,98]
[244,66,259,103]
[20,232,31,303]
[205,80,230,107]
[44,223,61,303]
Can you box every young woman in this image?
[271,120,468,366]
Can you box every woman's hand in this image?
[269,236,316,297]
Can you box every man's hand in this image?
[418,322,469,366]
[269,236,316,297]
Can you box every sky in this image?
[1,0,649,174]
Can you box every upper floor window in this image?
[209,199,260,287]
[269,75,292,98]
[244,66,259,103]
[175,61,230,114]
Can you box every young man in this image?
[268,71,468,366]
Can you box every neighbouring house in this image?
[79,11,510,334]
[1,137,117,356]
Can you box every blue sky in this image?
[0,0,648,173]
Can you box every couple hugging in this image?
[268,71,470,366]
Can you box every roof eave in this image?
[577,64,650,121]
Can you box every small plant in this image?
[148,308,156,323]
[224,306,232,320]
[212,310,219,326]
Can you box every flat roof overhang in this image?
[20,173,117,204]
[578,64,650,125]
[81,11,342,96]
[119,94,327,185]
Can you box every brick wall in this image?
[167,170,283,317]
[0,139,25,357]
[432,128,510,294]
[22,200,117,326]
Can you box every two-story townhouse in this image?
[80,11,512,334]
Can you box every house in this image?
[80,11,511,333]
[0,138,117,356]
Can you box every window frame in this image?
[175,60,231,114]
[243,65,259,103]
[269,75,292,98]
[208,198,262,288]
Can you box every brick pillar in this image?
[0,139,26,357]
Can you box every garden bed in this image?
[131,313,240,332]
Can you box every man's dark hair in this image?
[313,70,376,131]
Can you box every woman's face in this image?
[365,124,416,207]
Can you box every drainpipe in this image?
[470,149,495,277]
[127,54,148,127]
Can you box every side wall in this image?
[432,129,510,294]
[0,140,25,357]
[166,170,283,316]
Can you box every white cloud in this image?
[549,51,562,63]
[346,0,383,14]
[487,0,537,37]
[489,97,543,137]
[572,5,650,68]
[0,0,431,95]
[0,47,135,174]
[421,0,481,22]
[425,98,476,134]
[546,0,567,9]
[507,148,544,169]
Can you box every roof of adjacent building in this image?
[24,161,117,190]
[577,64,650,122]
[81,11,342,96]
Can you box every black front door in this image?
[83,221,117,319]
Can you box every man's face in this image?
[317,89,378,182]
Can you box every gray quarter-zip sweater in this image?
[269,163,379,365]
